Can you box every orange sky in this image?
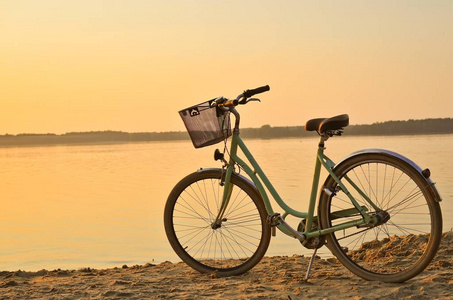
[1,1,452,134]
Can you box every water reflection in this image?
[0,135,451,271]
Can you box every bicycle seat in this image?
[305,114,349,133]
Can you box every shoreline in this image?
[1,232,452,299]
[1,132,452,149]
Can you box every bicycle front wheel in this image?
[164,169,271,276]
[319,152,442,282]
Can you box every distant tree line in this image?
[0,131,188,147]
[346,118,453,136]
[0,118,451,147]
[241,118,453,138]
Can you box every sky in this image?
[1,0,452,134]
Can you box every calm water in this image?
[1,135,452,271]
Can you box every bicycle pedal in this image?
[267,213,281,227]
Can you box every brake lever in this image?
[238,97,261,105]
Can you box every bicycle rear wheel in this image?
[164,169,271,276]
[319,152,442,282]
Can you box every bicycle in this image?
[164,85,443,282]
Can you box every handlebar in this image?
[213,85,270,132]
[215,85,270,108]
[218,100,238,107]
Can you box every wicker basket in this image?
[179,99,231,148]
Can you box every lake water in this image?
[0,135,452,271]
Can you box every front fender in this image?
[196,167,259,194]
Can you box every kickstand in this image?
[304,248,318,281]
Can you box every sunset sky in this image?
[1,1,452,135]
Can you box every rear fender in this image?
[319,149,442,206]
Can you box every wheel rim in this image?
[171,177,265,270]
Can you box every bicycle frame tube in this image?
[216,132,376,238]
[239,135,311,216]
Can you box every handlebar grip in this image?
[243,85,270,98]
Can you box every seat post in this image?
[318,134,329,149]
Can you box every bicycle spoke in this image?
[322,154,441,281]
[165,170,270,274]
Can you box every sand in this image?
[1,231,452,299]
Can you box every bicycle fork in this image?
[211,166,234,229]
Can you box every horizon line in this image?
[1,116,452,136]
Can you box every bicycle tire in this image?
[164,168,271,276]
[318,152,442,282]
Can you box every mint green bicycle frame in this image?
[216,131,380,240]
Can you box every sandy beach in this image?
[1,231,452,299]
